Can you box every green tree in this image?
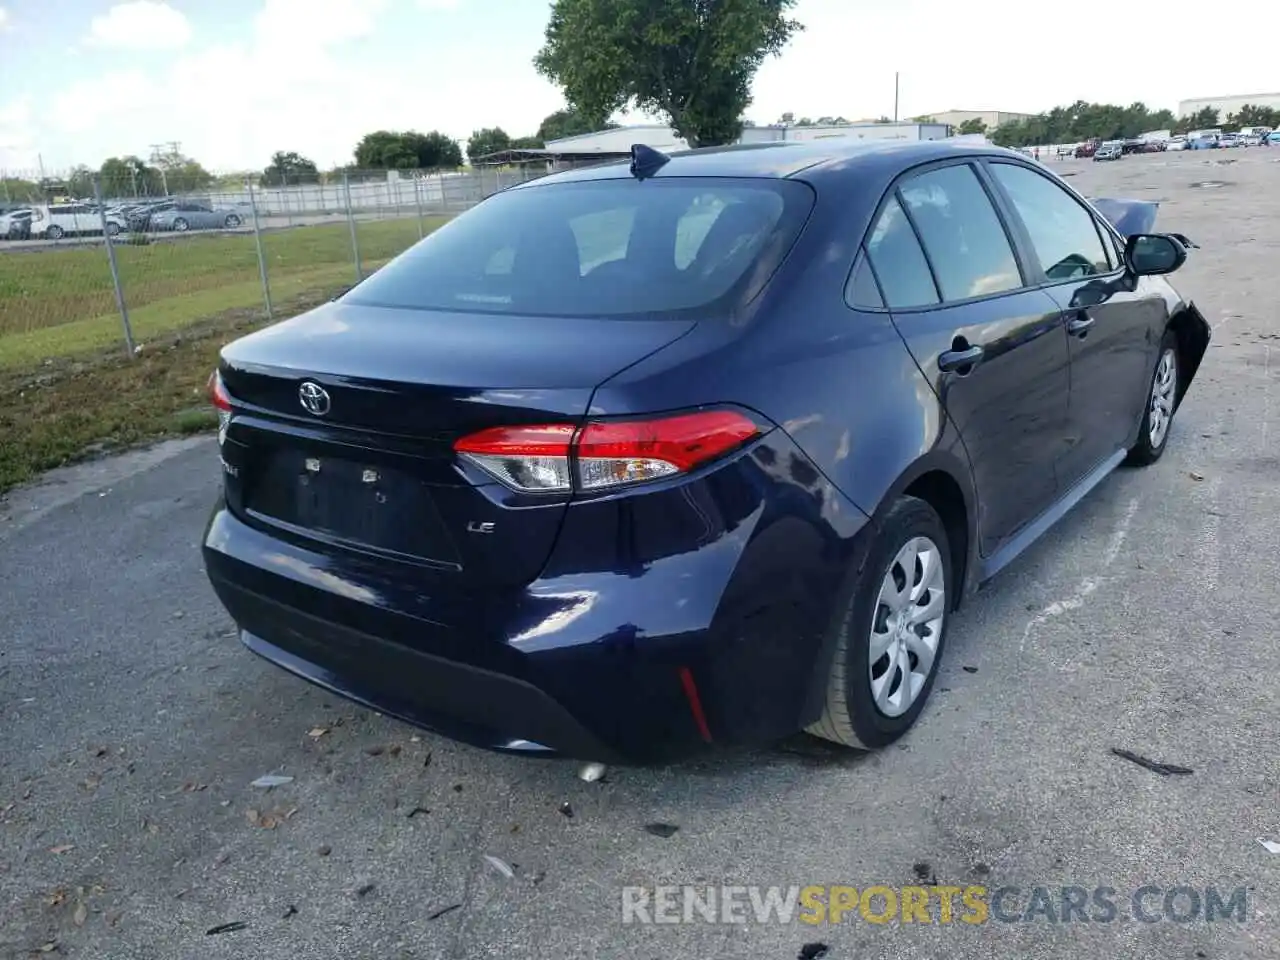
[66,165,95,199]
[912,115,938,123]
[510,135,545,150]
[796,117,813,126]
[99,156,163,197]
[957,118,987,135]
[534,0,803,148]
[354,130,462,169]
[0,175,41,203]
[874,116,892,124]
[1224,104,1279,131]
[262,150,320,186]
[535,108,615,142]
[466,127,512,163]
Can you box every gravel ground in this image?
[1,148,1278,960]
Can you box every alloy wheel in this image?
[868,536,946,718]
[1149,348,1177,449]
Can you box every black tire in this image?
[808,495,952,750]
[172,218,189,232]
[106,222,121,237]
[224,214,241,228]
[46,225,65,240]
[1125,328,1179,467]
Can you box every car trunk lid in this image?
[217,301,695,587]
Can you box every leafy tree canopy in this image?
[535,108,618,142]
[466,127,512,163]
[990,101,1183,146]
[354,130,463,170]
[534,0,803,148]
[262,150,320,186]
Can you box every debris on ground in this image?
[912,861,938,884]
[407,807,430,819]
[798,944,830,960]
[72,902,87,926]
[365,746,385,757]
[354,882,376,898]
[317,845,332,857]
[558,801,574,818]
[577,762,607,783]
[1190,471,1206,481]
[282,905,298,919]
[962,666,978,674]
[644,823,679,838]
[307,727,328,740]
[205,921,249,936]
[422,751,433,768]
[1257,838,1280,854]
[250,774,293,788]
[483,855,516,879]
[1110,748,1193,776]
[48,845,74,855]
[427,903,463,921]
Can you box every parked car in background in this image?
[1189,136,1219,150]
[149,202,245,232]
[1269,131,1280,144]
[1074,140,1100,158]
[203,139,1209,763]
[1165,136,1188,151]
[1094,142,1124,161]
[124,200,177,232]
[27,203,97,240]
[1219,133,1240,148]
[0,208,33,240]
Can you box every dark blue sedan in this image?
[203,138,1209,763]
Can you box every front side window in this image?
[898,164,1023,302]
[989,163,1112,280]
[343,178,813,318]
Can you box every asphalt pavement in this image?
[2,149,1278,960]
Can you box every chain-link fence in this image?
[0,165,548,370]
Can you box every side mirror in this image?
[1125,233,1187,276]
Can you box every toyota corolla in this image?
[203,139,1209,763]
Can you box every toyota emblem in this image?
[298,381,330,416]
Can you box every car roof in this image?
[515,138,1031,189]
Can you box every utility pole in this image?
[148,141,182,196]
[893,72,900,123]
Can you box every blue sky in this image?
[0,0,1275,174]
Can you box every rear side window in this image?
[899,165,1023,301]
[989,163,1112,279]
[846,253,884,309]
[344,178,813,318]
[865,197,938,308]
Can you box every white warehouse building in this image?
[542,120,951,159]
[1178,92,1280,117]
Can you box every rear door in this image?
[864,160,1071,558]
[984,160,1165,487]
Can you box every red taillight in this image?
[208,371,232,444]
[453,410,760,494]
[208,371,231,411]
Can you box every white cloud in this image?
[0,8,10,32]
[85,1,192,51]
[253,0,390,49]
[0,95,38,171]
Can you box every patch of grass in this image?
[0,288,332,494]
[0,216,445,366]
[0,215,451,494]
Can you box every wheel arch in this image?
[874,450,978,611]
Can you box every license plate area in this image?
[246,446,460,563]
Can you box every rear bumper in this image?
[216,576,623,762]
[203,440,869,764]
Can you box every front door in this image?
[865,161,1072,558]
[984,160,1165,486]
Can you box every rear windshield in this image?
[343,177,813,318]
